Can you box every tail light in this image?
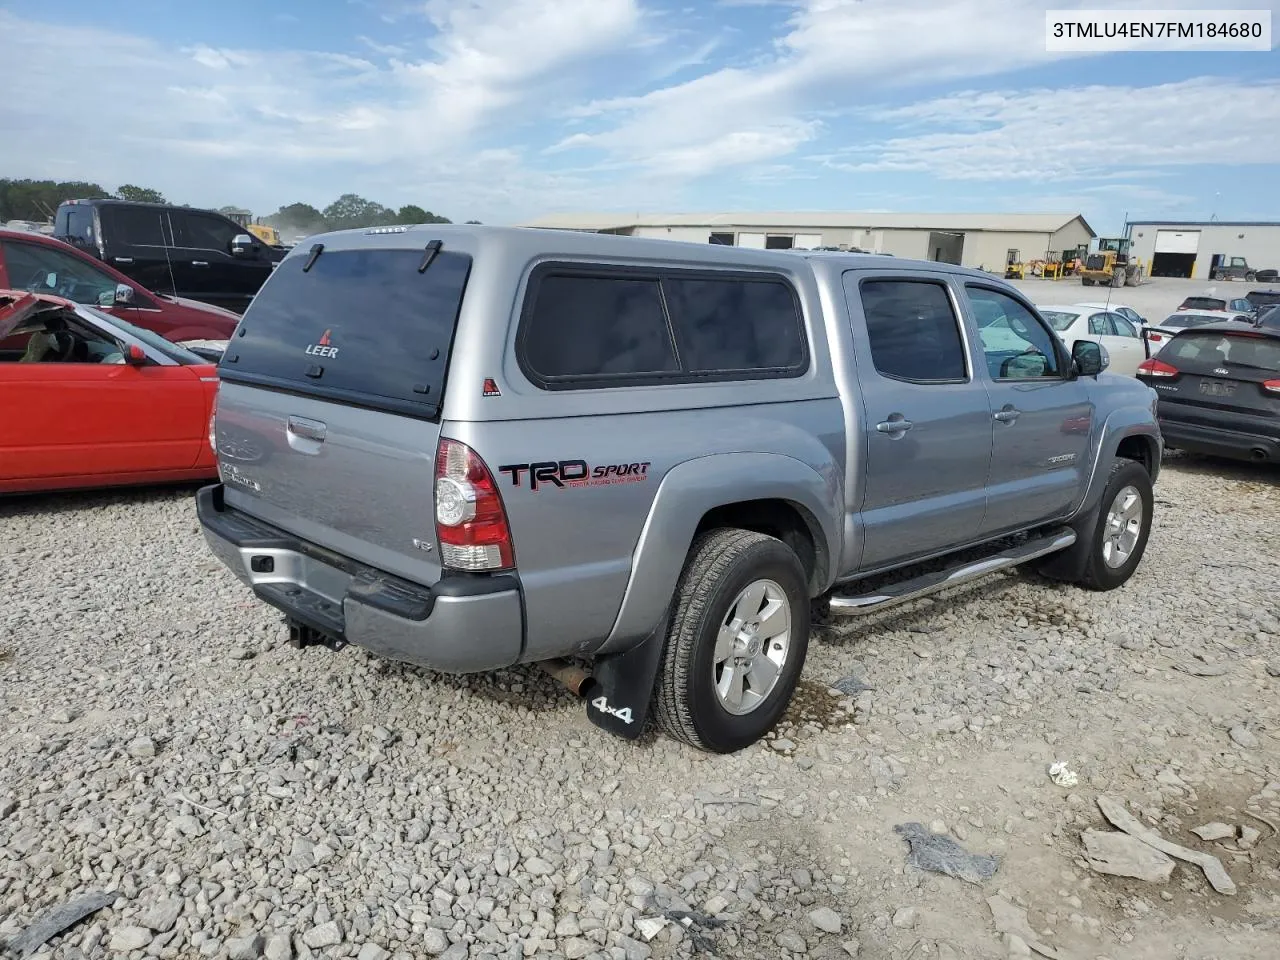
[1145,331,1163,344]
[1137,358,1178,378]
[1264,379,1280,395]
[434,438,514,572]
[207,394,218,454]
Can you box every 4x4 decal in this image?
[498,460,651,492]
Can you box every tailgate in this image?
[211,241,472,584]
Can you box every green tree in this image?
[323,193,397,231]
[396,204,451,225]
[116,184,167,203]
[465,220,482,224]
[0,178,110,221]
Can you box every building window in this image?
[765,235,794,250]
[708,233,735,245]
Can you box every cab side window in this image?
[858,279,966,383]
[966,286,1062,380]
[172,212,241,252]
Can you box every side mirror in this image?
[113,283,135,305]
[1072,339,1107,377]
[124,343,148,366]
[230,233,257,256]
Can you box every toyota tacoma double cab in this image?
[197,225,1162,753]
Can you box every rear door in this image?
[842,272,992,570]
[97,205,176,295]
[212,243,471,586]
[1094,311,1146,375]
[965,284,1094,534]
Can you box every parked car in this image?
[1035,304,1147,375]
[0,290,220,494]
[196,226,1161,753]
[1137,323,1279,463]
[0,228,239,343]
[54,198,286,314]
[1246,289,1280,314]
[1178,295,1228,312]
[1144,309,1255,351]
[1209,256,1261,282]
[1075,301,1147,328]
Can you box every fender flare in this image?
[1073,404,1162,519]
[595,451,842,656]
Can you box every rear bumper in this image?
[1158,417,1279,462]
[196,484,525,673]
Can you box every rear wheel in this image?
[654,529,810,753]
[1247,272,1257,282]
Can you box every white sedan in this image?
[1036,304,1148,376]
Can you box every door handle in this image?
[192,261,209,267]
[993,406,1021,423]
[876,416,913,435]
[286,416,326,442]
[113,257,134,264]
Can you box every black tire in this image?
[1081,277,1095,286]
[1076,459,1154,591]
[1246,272,1257,282]
[654,528,810,753]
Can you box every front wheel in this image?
[1077,460,1154,591]
[654,529,810,753]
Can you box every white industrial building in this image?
[1125,220,1280,280]
[522,212,1096,271]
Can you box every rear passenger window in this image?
[518,268,808,388]
[665,278,805,372]
[520,276,677,380]
[102,206,170,247]
[858,279,966,382]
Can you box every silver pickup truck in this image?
[197,225,1161,753]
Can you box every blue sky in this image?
[2,0,1278,232]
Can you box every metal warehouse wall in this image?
[961,232,1053,271]
[1127,223,1280,280]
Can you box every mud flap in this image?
[1036,498,1101,582]
[586,625,667,740]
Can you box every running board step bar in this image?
[828,527,1077,616]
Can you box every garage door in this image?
[794,233,822,249]
[737,233,766,249]
[1154,230,1200,254]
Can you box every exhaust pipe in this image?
[537,659,597,697]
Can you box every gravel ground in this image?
[2,455,1278,960]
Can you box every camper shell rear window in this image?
[217,246,471,419]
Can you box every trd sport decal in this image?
[498,460,651,492]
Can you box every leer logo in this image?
[306,329,339,359]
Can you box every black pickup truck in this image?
[54,199,286,314]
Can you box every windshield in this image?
[1039,310,1079,332]
[82,305,206,364]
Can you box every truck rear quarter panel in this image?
[441,234,847,663]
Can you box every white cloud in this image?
[560,0,1095,173]
[0,4,646,220]
[825,77,1280,180]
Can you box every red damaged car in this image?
[0,290,220,495]
[0,229,239,345]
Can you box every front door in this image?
[168,209,268,312]
[843,272,993,571]
[964,284,1094,535]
